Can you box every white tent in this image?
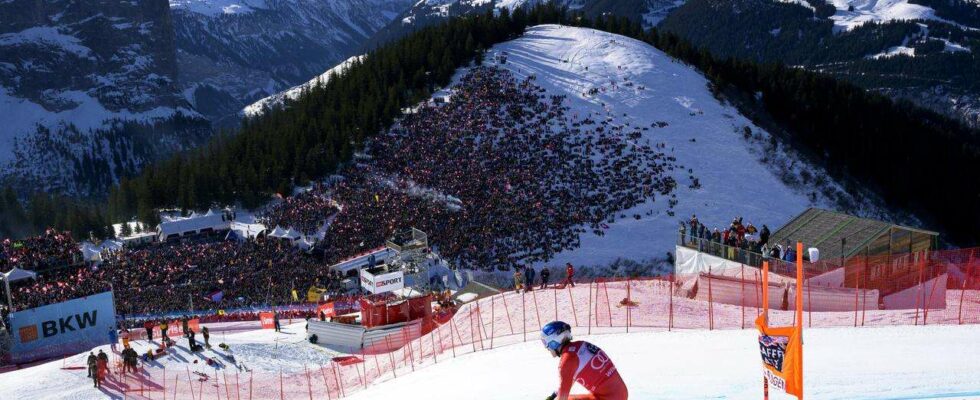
[157,209,231,241]
[3,267,37,283]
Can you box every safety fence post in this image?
[740,264,746,330]
[924,268,942,325]
[587,280,593,335]
[668,275,674,331]
[448,318,458,358]
[853,264,860,327]
[248,370,253,400]
[501,292,515,335]
[567,283,579,327]
[384,336,397,378]
[225,370,232,400]
[279,367,284,400]
[914,260,924,326]
[553,286,559,322]
[236,370,241,400]
[806,268,812,328]
[490,295,496,350]
[603,281,613,328]
[186,367,195,400]
[318,365,331,400]
[332,363,345,398]
[475,302,489,351]
[707,266,714,330]
[959,277,967,325]
[431,327,439,364]
[626,278,631,332]
[174,374,179,400]
[531,289,542,329]
[522,292,528,342]
[215,369,221,400]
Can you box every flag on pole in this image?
[755,243,805,399]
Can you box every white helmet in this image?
[540,321,572,357]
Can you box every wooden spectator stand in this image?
[758,242,804,400]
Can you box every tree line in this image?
[2,3,977,245]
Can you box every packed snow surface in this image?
[480,25,839,268]
[346,325,980,400]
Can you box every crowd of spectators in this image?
[320,66,677,270]
[8,236,346,315]
[678,214,787,266]
[5,66,681,316]
[261,183,338,235]
[0,229,81,271]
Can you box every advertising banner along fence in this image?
[8,291,117,364]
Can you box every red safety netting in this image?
[81,247,979,399]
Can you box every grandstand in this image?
[771,208,938,263]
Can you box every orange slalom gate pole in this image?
[796,242,805,400]
[762,261,770,399]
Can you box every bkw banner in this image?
[9,291,117,363]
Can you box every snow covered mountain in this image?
[366,0,687,48]
[171,0,413,126]
[660,0,980,127]
[242,55,364,117]
[0,0,211,196]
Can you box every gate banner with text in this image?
[9,291,117,363]
[755,316,803,398]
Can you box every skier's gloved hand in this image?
[545,392,557,400]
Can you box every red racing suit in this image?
[556,341,628,400]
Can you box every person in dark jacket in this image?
[524,266,536,292]
[202,326,211,349]
[273,312,281,332]
[86,352,97,378]
[759,225,771,247]
[540,267,551,289]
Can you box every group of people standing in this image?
[514,263,576,292]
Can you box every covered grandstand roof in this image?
[770,208,937,261]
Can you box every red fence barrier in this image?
[91,256,979,399]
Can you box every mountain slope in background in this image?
[659,0,980,127]
[171,0,413,126]
[0,0,211,196]
[365,0,686,49]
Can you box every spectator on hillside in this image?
[524,266,536,292]
[563,263,575,288]
[540,267,551,289]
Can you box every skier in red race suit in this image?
[541,321,628,400]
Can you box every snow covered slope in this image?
[344,325,980,400]
[826,0,967,31]
[474,25,880,269]
[172,0,412,126]
[242,55,365,117]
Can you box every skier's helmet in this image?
[540,321,572,357]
